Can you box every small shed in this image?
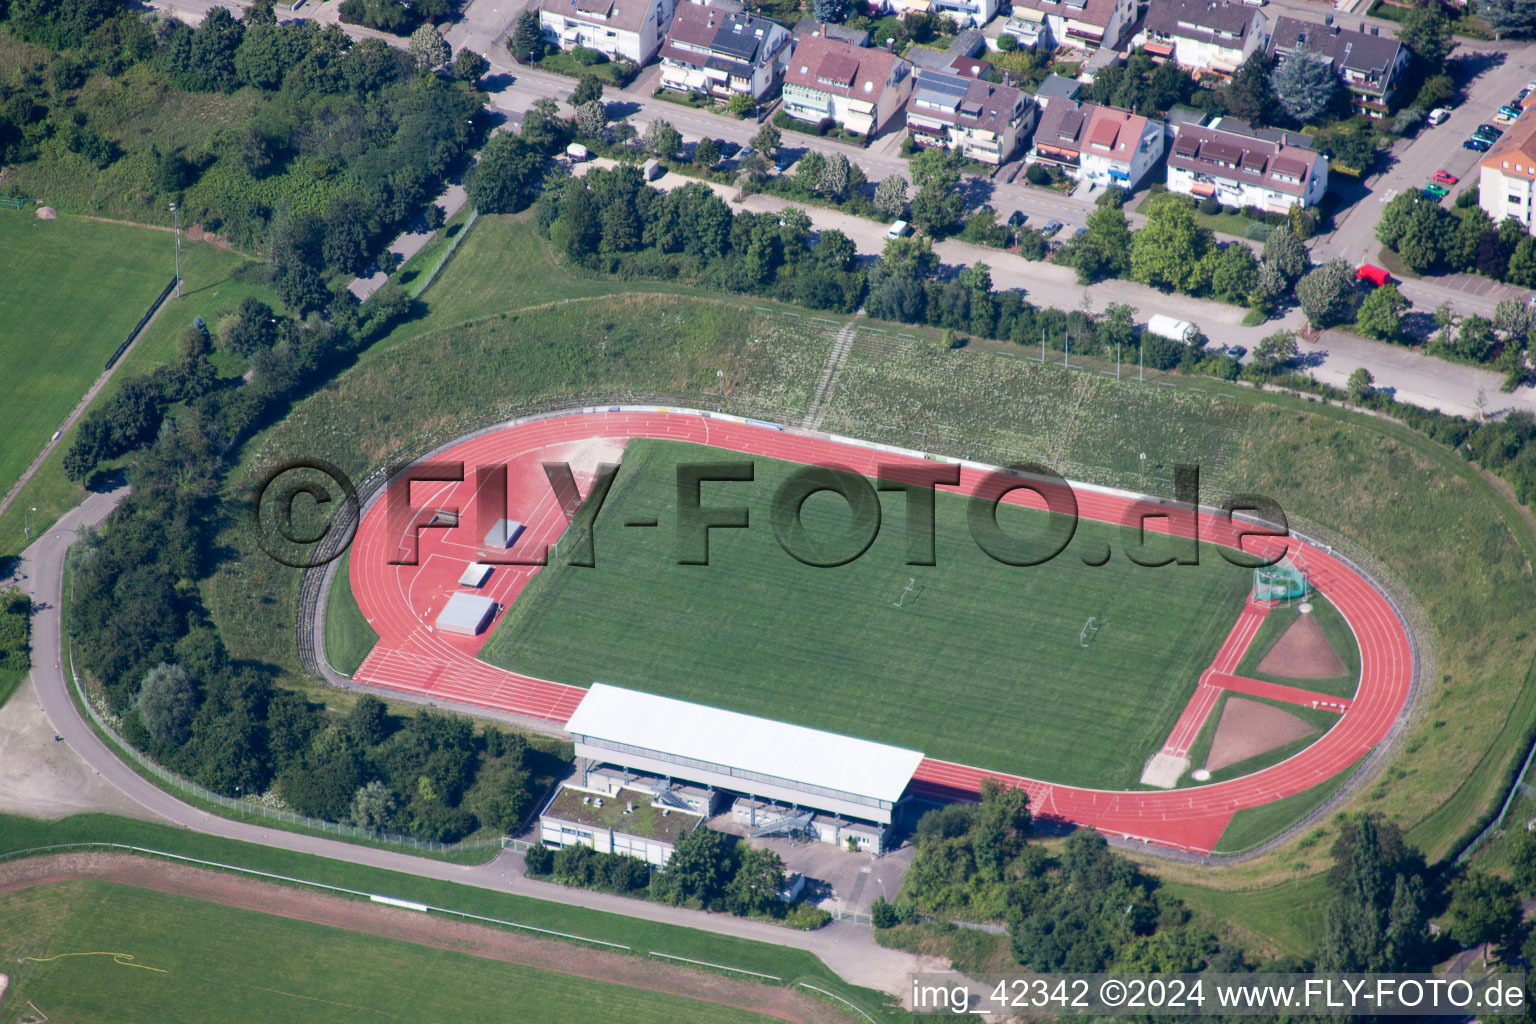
[641,158,664,181]
[483,518,524,549]
[566,142,590,162]
[458,562,493,588]
[436,593,497,635]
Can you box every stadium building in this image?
[557,683,925,852]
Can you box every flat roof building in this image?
[564,683,924,830]
[458,562,493,588]
[436,592,497,635]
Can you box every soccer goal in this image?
[892,577,923,608]
[1080,616,1101,647]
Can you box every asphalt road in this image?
[13,489,928,997]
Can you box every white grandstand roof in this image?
[565,683,925,803]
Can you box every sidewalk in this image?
[348,182,470,301]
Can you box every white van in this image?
[1427,108,1450,127]
[886,220,912,239]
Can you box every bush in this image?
[1198,196,1221,216]
[572,45,607,66]
[785,903,832,930]
[524,842,554,874]
[1025,164,1052,186]
[872,896,899,928]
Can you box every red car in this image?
[1357,264,1391,287]
[1432,170,1459,185]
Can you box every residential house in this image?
[1032,72,1082,108]
[1268,15,1409,117]
[1166,119,1329,210]
[659,2,791,103]
[791,18,870,46]
[1004,0,1138,51]
[539,0,677,64]
[781,34,913,136]
[1478,106,1536,235]
[1029,101,1166,189]
[905,70,1036,164]
[1137,0,1269,77]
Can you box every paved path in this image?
[14,487,932,998]
[349,182,471,300]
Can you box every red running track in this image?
[346,410,1413,854]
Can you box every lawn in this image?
[482,438,1255,788]
[1212,756,1365,855]
[0,881,778,1024]
[0,224,271,565]
[1233,594,1360,700]
[0,213,179,498]
[323,549,379,677]
[0,812,896,1020]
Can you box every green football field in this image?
[483,440,1254,789]
[0,212,184,495]
[0,881,776,1024]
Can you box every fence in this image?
[65,647,502,855]
[0,195,24,211]
[104,277,178,370]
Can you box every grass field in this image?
[0,812,896,1019]
[1234,594,1360,700]
[323,549,378,677]
[0,219,270,565]
[482,438,1254,788]
[0,213,180,497]
[0,881,778,1024]
[1213,757,1365,855]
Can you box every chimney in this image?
[1324,12,1332,25]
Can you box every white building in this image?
[1030,100,1166,189]
[905,70,1036,166]
[1166,120,1329,211]
[538,782,707,867]
[1005,0,1137,51]
[659,3,791,103]
[563,683,925,851]
[781,34,913,137]
[1137,0,1268,77]
[1478,104,1536,235]
[539,0,678,64]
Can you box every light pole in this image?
[24,506,36,539]
[170,202,182,298]
[1139,452,1146,481]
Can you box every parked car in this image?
[1072,227,1087,238]
[1476,124,1504,139]
[1464,137,1492,152]
[1226,345,1247,360]
[1007,210,1027,228]
[886,219,912,239]
[1423,183,1450,199]
[1357,263,1392,287]
[1500,105,1523,120]
[1432,170,1459,185]
[1427,107,1451,126]
[1041,219,1064,237]
[774,155,793,172]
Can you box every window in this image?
[1511,195,1524,206]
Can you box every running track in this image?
[346,410,1413,854]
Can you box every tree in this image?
[725,92,754,116]
[452,47,489,82]
[1270,47,1339,124]
[1253,329,1299,371]
[1447,871,1521,951]
[575,99,607,138]
[818,151,851,199]
[1130,193,1211,293]
[812,0,848,21]
[571,74,603,106]
[1295,258,1356,328]
[1263,224,1311,282]
[350,779,396,829]
[1315,816,1431,973]
[882,234,938,278]
[409,25,450,72]
[1355,282,1408,341]
[1226,52,1277,125]
[1347,367,1375,404]
[644,118,682,159]
[1208,244,1259,304]
[1496,296,1536,341]
[346,693,390,745]
[465,132,544,213]
[1509,237,1536,289]
[1398,3,1454,67]
[137,662,196,746]
[752,123,781,156]
[736,150,770,186]
[659,826,735,907]
[726,845,786,916]
[221,298,278,356]
[693,136,720,169]
[524,842,554,874]
[874,174,909,218]
[1062,205,1131,284]
[1477,0,1536,38]
[509,10,543,62]
[908,148,964,235]
[521,97,569,154]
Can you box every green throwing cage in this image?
[1252,563,1309,603]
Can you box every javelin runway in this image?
[345,410,1413,854]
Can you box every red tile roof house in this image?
[780,35,914,137]
[905,70,1037,165]
[1029,101,1166,190]
[540,0,678,65]
[659,2,792,104]
[1166,120,1329,211]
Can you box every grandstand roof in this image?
[566,683,924,804]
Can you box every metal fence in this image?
[105,277,178,370]
[0,195,24,210]
[66,649,503,855]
